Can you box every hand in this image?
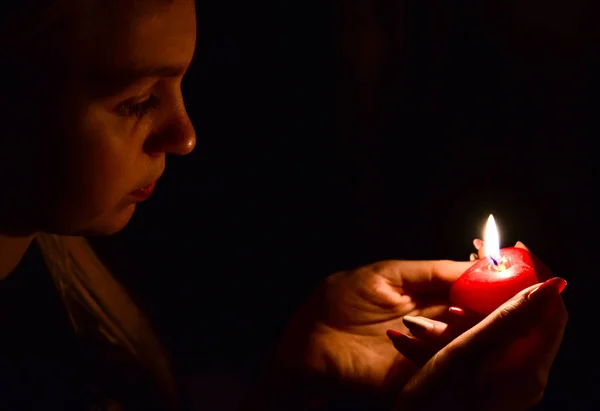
[388,242,568,411]
[253,258,474,409]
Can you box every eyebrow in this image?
[88,64,189,96]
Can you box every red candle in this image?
[450,215,552,316]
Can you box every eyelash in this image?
[117,94,160,118]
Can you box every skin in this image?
[0,0,197,277]
[250,258,476,409]
[0,3,568,409]
[393,279,567,411]
[388,241,568,410]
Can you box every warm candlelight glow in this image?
[451,213,545,315]
[484,214,501,263]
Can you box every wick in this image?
[489,257,499,266]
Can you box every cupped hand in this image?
[262,258,474,407]
[388,242,568,411]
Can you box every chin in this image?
[73,203,137,236]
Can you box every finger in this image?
[473,238,486,260]
[514,241,530,252]
[452,277,567,356]
[387,330,436,365]
[402,316,461,347]
[533,296,568,377]
[513,241,554,282]
[447,306,481,329]
[414,303,450,323]
[396,278,567,409]
[448,306,466,318]
[448,306,484,322]
[403,316,446,337]
[458,278,568,404]
[384,260,475,293]
[403,310,482,348]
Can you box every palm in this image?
[277,260,468,393]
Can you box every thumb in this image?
[452,277,566,355]
[515,241,530,252]
[388,260,475,293]
[513,241,554,282]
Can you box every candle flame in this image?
[484,214,501,263]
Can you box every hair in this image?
[3,1,180,408]
[36,234,180,408]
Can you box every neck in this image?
[0,234,37,280]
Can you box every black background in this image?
[90,1,597,409]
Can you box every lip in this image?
[130,180,157,202]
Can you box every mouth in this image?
[129,180,158,202]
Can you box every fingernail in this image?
[515,241,529,251]
[448,306,466,317]
[387,330,417,346]
[469,253,479,261]
[386,329,403,339]
[387,331,418,353]
[528,277,567,300]
[473,239,483,250]
[403,316,434,332]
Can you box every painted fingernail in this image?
[387,332,435,364]
[386,331,418,348]
[403,316,434,332]
[386,329,403,339]
[448,306,466,317]
[528,277,567,300]
[473,239,484,250]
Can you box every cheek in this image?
[57,111,145,222]
[70,145,131,206]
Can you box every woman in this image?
[0,1,567,410]
[1,0,195,409]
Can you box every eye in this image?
[116,94,160,118]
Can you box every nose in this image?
[144,106,196,156]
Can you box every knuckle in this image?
[497,300,519,319]
[428,261,443,278]
[369,260,393,276]
[496,306,511,321]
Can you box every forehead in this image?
[73,0,196,83]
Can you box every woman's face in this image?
[0,0,197,236]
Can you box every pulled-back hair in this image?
[37,234,180,409]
